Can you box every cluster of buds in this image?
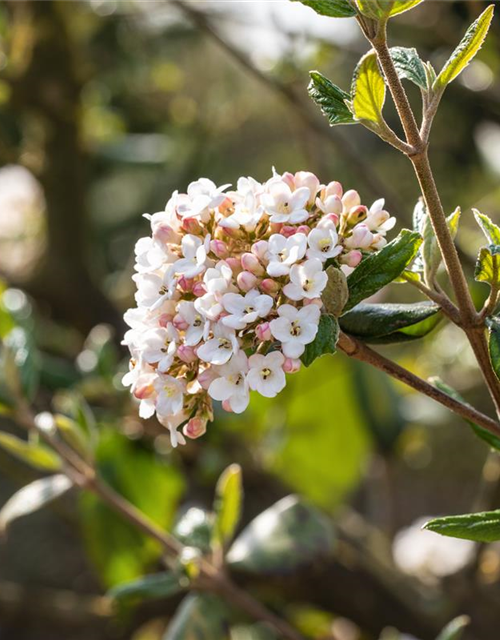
[123,169,396,446]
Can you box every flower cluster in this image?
[123,170,395,446]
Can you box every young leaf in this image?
[436,616,470,640]
[227,495,334,575]
[386,0,424,17]
[108,571,185,604]
[390,47,427,90]
[164,593,230,640]
[213,463,243,549]
[355,0,424,20]
[301,313,339,367]
[339,302,441,344]
[475,244,500,286]
[487,317,500,383]
[0,432,61,472]
[344,229,422,312]
[431,376,500,452]
[434,5,495,89]
[351,50,386,124]
[308,72,356,126]
[422,206,461,286]
[473,209,500,245]
[290,0,357,18]
[0,474,72,533]
[424,510,500,543]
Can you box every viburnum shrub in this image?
[123,170,395,446]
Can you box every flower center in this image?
[303,278,312,291]
[261,367,272,380]
[319,238,332,252]
[290,321,301,337]
[159,285,168,295]
[193,315,202,327]
[218,338,231,350]
[245,305,255,314]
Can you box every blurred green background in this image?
[0,1,500,639]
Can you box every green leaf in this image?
[291,0,357,18]
[487,317,500,383]
[174,507,213,553]
[436,616,470,640]
[473,208,500,245]
[431,377,500,452]
[424,510,500,543]
[387,0,424,17]
[390,47,427,89]
[163,593,230,640]
[2,326,40,401]
[0,475,72,533]
[339,302,441,344]
[421,206,461,286]
[0,432,61,472]
[301,313,339,367]
[355,0,424,20]
[109,571,185,604]
[308,71,356,126]
[344,229,422,312]
[351,50,386,124]
[228,495,334,575]
[80,429,185,587]
[212,464,243,549]
[434,5,495,89]
[322,266,349,317]
[475,244,500,286]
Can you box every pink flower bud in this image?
[178,275,193,292]
[341,250,363,268]
[181,217,202,234]
[154,224,177,244]
[222,399,234,413]
[320,213,339,228]
[283,357,301,374]
[255,322,272,342]
[134,377,155,400]
[177,345,197,363]
[345,224,373,250]
[282,171,295,190]
[269,222,283,235]
[303,297,323,308]
[183,417,207,439]
[192,282,206,297]
[347,205,368,225]
[260,278,280,295]
[324,180,343,199]
[342,189,361,211]
[226,257,242,274]
[198,369,215,389]
[173,313,189,331]
[370,234,387,250]
[210,239,229,259]
[159,313,174,328]
[294,171,320,204]
[241,252,264,275]
[251,240,269,261]
[296,225,311,236]
[237,270,258,292]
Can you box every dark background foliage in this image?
[0,1,500,639]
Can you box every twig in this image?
[337,332,500,439]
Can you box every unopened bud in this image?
[177,345,197,363]
[192,282,206,297]
[281,171,295,190]
[255,322,272,342]
[237,270,258,292]
[260,278,280,295]
[281,226,296,238]
[183,417,207,439]
[181,217,202,234]
[283,358,301,374]
[210,239,229,259]
[159,313,174,328]
[324,181,343,199]
[296,225,311,236]
[251,240,269,261]
[295,171,320,204]
[178,275,193,292]
[222,399,233,413]
[173,314,189,331]
[347,205,368,225]
[154,224,177,244]
[226,257,242,274]
[241,252,264,275]
[341,250,363,268]
[342,189,361,211]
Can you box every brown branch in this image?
[338,332,500,439]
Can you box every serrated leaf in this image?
[473,209,500,245]
[475,244,500,286]
[0,475,72,533]
[344,229,422,312]
[301,314,339,367]
[424,509,500,543]
[322,266,349,316]
[339,302,440,343]
[436,616,470,640]
[390,47,427,89]
[0,432,61,472]
[351,51,386,124]
[432,376,500,452]
[163,593,230,640]
[487,317,500,383]
[308,71,356,126]
[213,464,243,549]
[227,495,334,575]
[108,571,184,604]
[291,0,357,17]
[434,5,494,89]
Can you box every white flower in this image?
[194,261,235,321]
[155,374,185,416]
[177,301,206,346]
[247,351,286,397]
[132,372,158,419]
[266,233,307,277]
[208,352,250,413]
[262,181,310,224]
[283,258,328,301]
[366,198,396,234]
[134,236,170,273]
[141,325,179,372]
[197,325,239,365]
[178,179,230,222]
[269,304,320,358]
[133,265,177,310]
[220,190,263,232]
[221,290,274,330]
[174,234,210,279]
[158,410,189,448]
[306,224,342,261]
